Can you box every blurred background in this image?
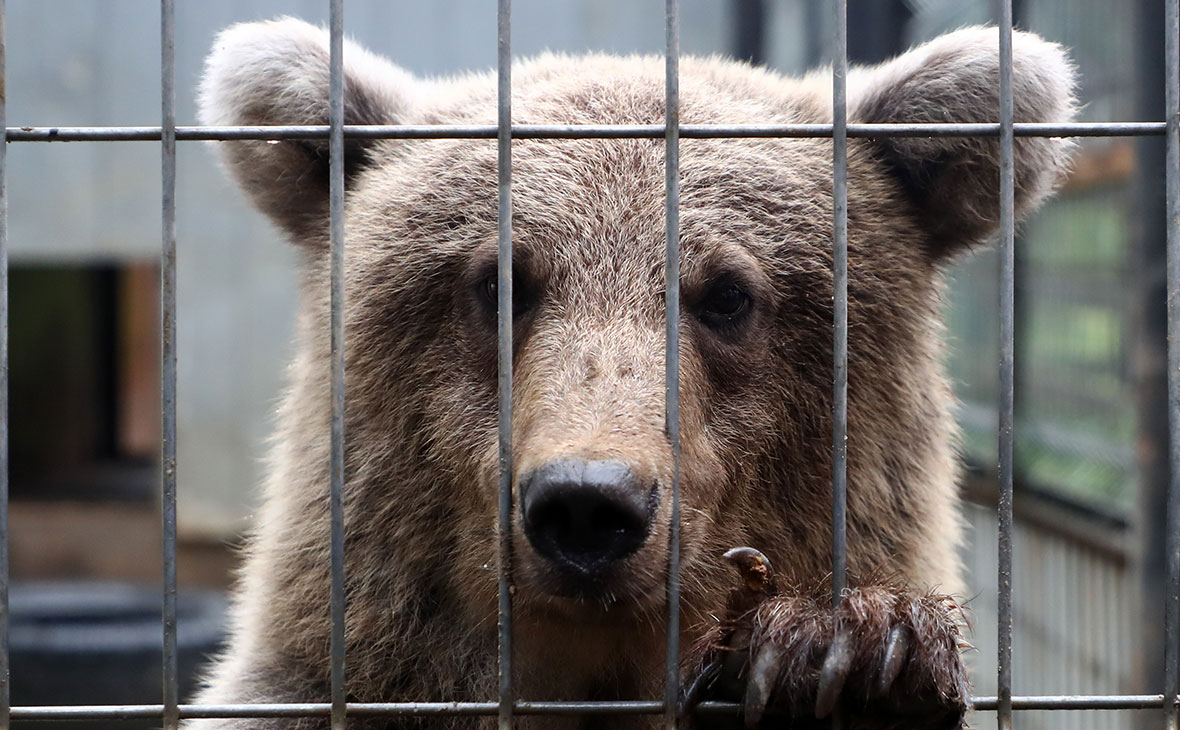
[4,1,1172,729]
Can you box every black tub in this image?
[11,581,226,730]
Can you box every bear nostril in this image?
[520,459,654,578]
[591,501,644,538]
[528,500,572,539]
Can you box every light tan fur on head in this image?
[192,19,1075,730]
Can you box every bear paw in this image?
[682,548,971,730]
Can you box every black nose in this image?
[521,459,654,577]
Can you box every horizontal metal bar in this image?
[2,121,1169,142]
[6,696,1178,721]
[972,696,1176,711]
[5,703,664,721]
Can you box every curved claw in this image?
[679,658,722,719]
[723,547,777,594]
[742,641,786,729]
[814,629,854,719]
[874,624,911,697]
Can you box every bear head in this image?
[199,18,1074,676]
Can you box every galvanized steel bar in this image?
[496,1,514,729]
[159,2,179,730]
[996,5,1017,730]
[2,5,1170,728]
[830,0,848,611]
[663,0,682,725]
[969,695,1174,711]
[1164,0,1180,727]
[4,695,1178,721]
[0,2,9,728]
[327,1,348,729]
[3,122,1173,143]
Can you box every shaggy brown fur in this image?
[192,19,1075,730]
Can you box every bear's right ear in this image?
[200,17,418,245]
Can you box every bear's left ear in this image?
[200,17,418,245]
[849,26,1077,260]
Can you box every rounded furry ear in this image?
[849,26,1077,259]
[199,17,418,245]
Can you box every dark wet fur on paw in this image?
[682,553,971,730]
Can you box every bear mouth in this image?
[529,580,663,620]
[542,565,638,605]
[517,543,668,614]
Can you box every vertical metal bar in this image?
[1163,0,1180,725]
[159,2,178,730]
[1134,0,1171,705]
[496,1,514,729]
[0,1,9,727]
[663,0,681,727]
[830,0,849,611]
[828,3,849,725]
[327,1,347,729]
[996,4,1016,730]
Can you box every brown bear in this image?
[194,17,1075,730]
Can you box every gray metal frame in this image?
[160,2,179,730]
[831,0,849,613]
[0,0,9,726]
[4,122,1172,141]
[997,3,1016,728]
[1163,0,1180,724]
[662,3,683,729]
[0,0,1177,725]
[327,3,347,730]
[496,3,514,729]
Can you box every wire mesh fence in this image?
[0,0,1177,727]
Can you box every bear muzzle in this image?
[520,458,657,584]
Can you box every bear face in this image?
[196,18,1074,728]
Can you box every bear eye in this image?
[480,276,498,306]
[477,274,534,318]
[697,280,752,330]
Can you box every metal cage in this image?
[0,1,1177,729]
